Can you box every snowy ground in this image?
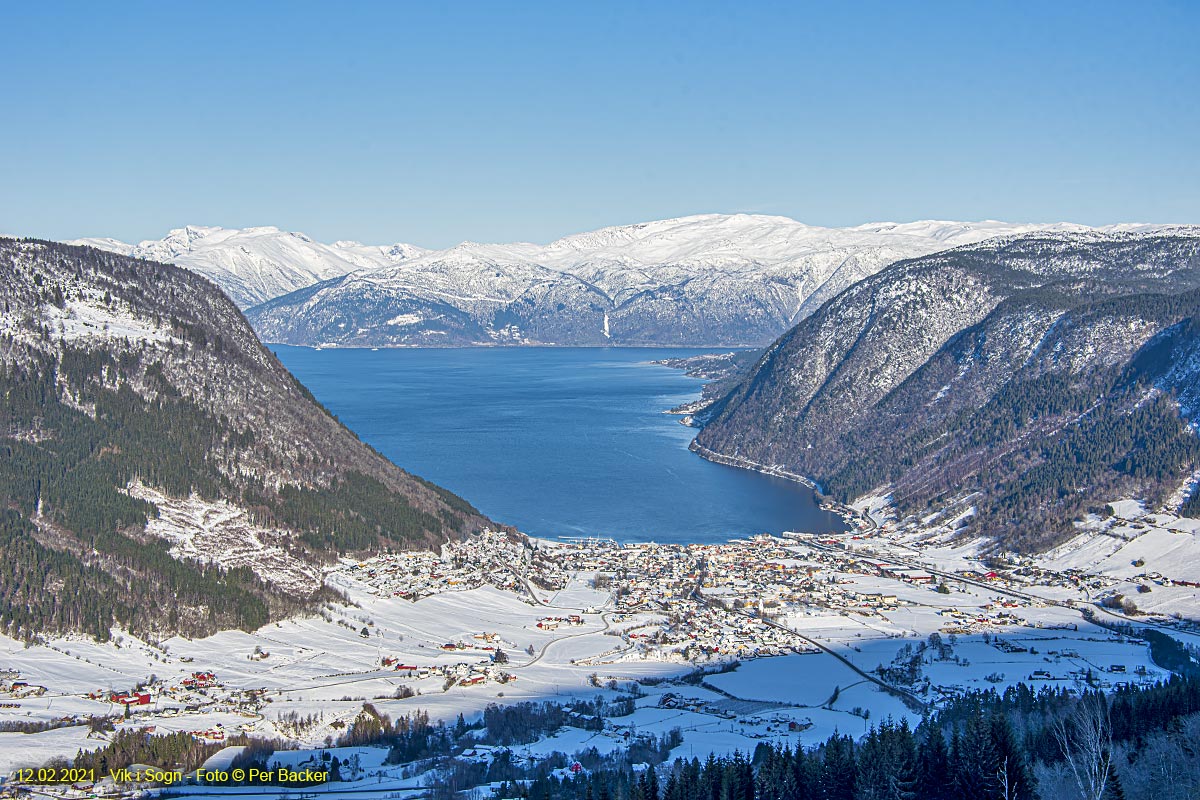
[129,481,323,596]
[0,586,1176,778]
[44,298,180,346]
[0,579,685,774]
[2,518,1198,791]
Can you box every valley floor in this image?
[2,509,1198,797]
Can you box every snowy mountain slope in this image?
[693,230,1200,550]
[244,214,1191,347]
[69,226,428,309]
[68,236,133,254]
[71,216,1190,345]
[0,237,490,639]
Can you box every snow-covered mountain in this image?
[692,229,1200,550]
[245,214,1182,347]
[70,226,427,308]
[0,237,489,638]
[74,215,1184,345]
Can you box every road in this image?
[512,613,613,669]
[800,537,1197,648]
[692,590,929,713]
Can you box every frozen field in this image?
[2,516,1198,785]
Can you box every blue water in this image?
[272,346,844,543]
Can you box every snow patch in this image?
[127,481,322,595]
[43,300,178,345]
[386,313,425,326]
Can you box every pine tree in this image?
[1102,766,1126,800]
[793,745,817,800]
[644,764,660,800]
[819,734,857,800]
[951,712,1002,800]
[851,718,916,800]
[916,723,951,800]
[988,714,1034,800]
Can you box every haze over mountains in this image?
[72,215,1186,347]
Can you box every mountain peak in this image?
[0,237,490,639]
[67,217,1199,340]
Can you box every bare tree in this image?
[1053,693,1112,800]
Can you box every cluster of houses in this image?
[550,539,817,661]
[441,660,517,688]
[381,651,516,688]
[334,528,1078,673]
[336,528,1029,670]
[75,671,271,727]
[338,529,568,601]
[935,603,1027,635]
[0,669,46,699]
[545,534,1053,661]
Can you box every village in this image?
[338,529,570,602]
[332,529,1086,668]
[329,521,1188,697]
[1,509,1196,795]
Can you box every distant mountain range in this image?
[18,221,1200,633]
[71,225,428,308]
[71,216,1186,347]
[0,237,490,640]
[691,230,1200,550]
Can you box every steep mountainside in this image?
[0,239,489,641]
[246,216,1177,347]
[71,226,426,308]
[693,231,1200,550]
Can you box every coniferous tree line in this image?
[55,675,1200,798]
[0,238,489,640]
[67,729,275,778]
[482,675,1200,800]
[0,358,312,639]
[695,236,1200,552]
[822,340,1200,551]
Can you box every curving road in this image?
[691,590,929,713]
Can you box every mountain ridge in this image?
[72,215,1194,347]
[244,215,1193,348]
[0,237,492,640]
[691,230,1200,550]
[70,225,429,308]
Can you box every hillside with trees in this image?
[0,238,492,641]
[694,232,1200,550]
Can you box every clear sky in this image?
[2,1,1197,248]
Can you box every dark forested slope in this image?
[0,238,491,640]
[694,232,1200,549]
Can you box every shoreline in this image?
[270,341,766,351]
[653,352,871,535]
[687,441,822,492]
[688,441,871,533]
[652,352,864,534]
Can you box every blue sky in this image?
[2,1,1197,247]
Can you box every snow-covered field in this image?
[4,504,1200,800]
[0,579,682,772]
[2,546,1190,782]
